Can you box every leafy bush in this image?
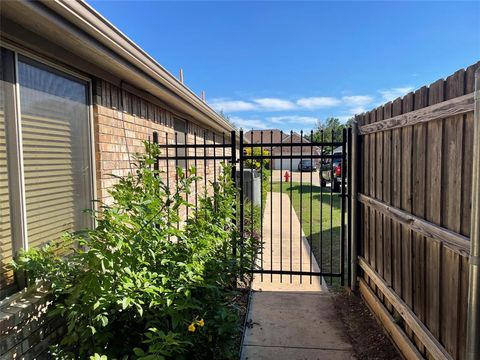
[13,142,257,360]
[244,147,269,170]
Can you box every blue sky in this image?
[89,1,480,132]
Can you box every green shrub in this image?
[244,147,269,171]
[13,142,257,360]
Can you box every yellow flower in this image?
[197,319,205,327]
[188,323,196,332]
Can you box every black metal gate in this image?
[153,128,351,286]
[238,129,351,286]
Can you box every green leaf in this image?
[121,297,131,310]
[133,348,145,356]
[99,314,108,327]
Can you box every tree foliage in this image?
[308,117,352,154]
[244,146,270,170]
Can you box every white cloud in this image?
[209,99,256,112]
[342,95,373,107]
[268,115,319,125]
[349,106,367,114]
[296,97,341,109]
[230,116,269,130]
[253,98,296,110]
[379,86,414,102]
[337,115,354,123]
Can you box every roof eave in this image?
[4,0,234,133]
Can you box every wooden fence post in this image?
[466,68,480,360]
[350,121,359,290]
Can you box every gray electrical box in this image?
[237,169,261,206]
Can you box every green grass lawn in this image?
[271,181,345,285]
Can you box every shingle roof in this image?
[243,129,320,155]
[244,129,287,144]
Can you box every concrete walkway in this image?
[252,191,325,291]
[241,192,354,359]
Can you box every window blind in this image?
[18,57,92,250]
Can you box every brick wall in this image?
[93,79,232,208]
[0,287,63,359]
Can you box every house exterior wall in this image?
[93,79,232,208]
[0,77,233,360]
[1,50,233,360]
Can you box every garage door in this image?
[273,158,301,170]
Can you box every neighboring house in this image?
[244,129,321,170]
[0,0,234,302]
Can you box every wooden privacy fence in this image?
[354,61,479,360]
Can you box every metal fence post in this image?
[231,131,237,258]
[152,131,159,173]
[239,130,244,265]
[340,128,347,286]
[350,121,359,291]
[466,69,480,360]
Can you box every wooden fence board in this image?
[441,249,460,356]
[356,63,477,360]
[412,87,428,332]
[401,92,414,310]
[376,107,384,279]
[425,79,444,340]
[362,112,370,262]
[370,110,377,270]
[359,258,453,360]
[357,194,469,256]
[392,97,403,296]
[358,93,474,135]
[383,103,393,288]
[462,112,474,237]
[359,278,424,360]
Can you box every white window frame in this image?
[1,44,96,280]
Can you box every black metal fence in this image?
[239,130,351,286]
[152,128,351,286]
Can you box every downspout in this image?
[466,68,480,360]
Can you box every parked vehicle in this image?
[298,159,317,172]
[321,153,344,192]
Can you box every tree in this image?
[308,117,351,155]
[309,117,346,142]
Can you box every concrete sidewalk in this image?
[252,191,325,292]
[241,192,354,359]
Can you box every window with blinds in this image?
[0,48,93,297]
[18,57,93,250]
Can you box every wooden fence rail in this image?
[355,61,479,360]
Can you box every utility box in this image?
[237,169,261,206]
